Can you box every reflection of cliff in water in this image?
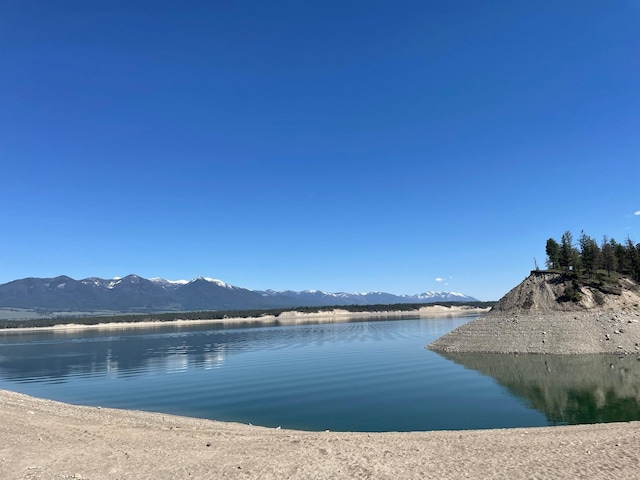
[440,352,640,425]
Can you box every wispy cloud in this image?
[634,210,640,216]
[435,277,444,282]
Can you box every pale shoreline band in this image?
[1,305,489,332]
[1,389,638,479]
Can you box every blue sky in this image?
[1,1,639,301]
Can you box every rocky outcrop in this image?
[428,271,640,354]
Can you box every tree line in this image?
[0,301,496,329]
[545,231,640,281]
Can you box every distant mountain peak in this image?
[189,276,232,288]
[149,277,189,286]
[0,274,479,316]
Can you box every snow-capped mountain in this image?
[148,277,189,287]
[404,291,474,302]
[0,274,479,314]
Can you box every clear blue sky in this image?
[1,1,639,301]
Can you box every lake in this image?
[1,315,639,432]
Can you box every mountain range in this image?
[0,274,479,314]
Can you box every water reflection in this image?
[0,328,241,382]
[439,352,640,425]
[7,317,636,431]
[0,317,433,384]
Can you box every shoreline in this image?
[0,305,489,333]
[3,304,640,478]
[1,389,639,479]
[428,271,640,355]
[428,309,640,354]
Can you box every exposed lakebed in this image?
[1,316,639,431]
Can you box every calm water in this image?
[1,316,639,432]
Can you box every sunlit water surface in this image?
[1,316,639,432]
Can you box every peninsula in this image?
[429,231,640,354]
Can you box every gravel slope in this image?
[428,272,640,354]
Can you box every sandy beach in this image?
[1,389,639,480]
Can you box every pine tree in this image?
[626,237,640,281]
[559,231,574,271]
[614,239,631,274]
[579,231,601,277]
[601,236,617,276]
[545,238,561,270]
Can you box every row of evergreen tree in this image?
[545,231,640,281]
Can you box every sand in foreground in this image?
[1,390,639,480]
